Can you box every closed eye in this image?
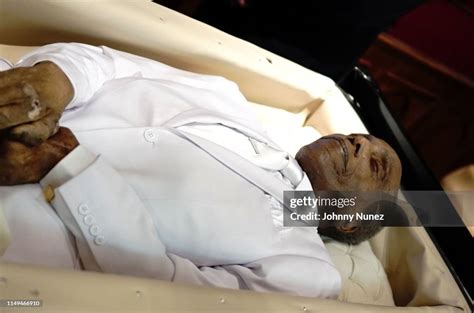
[370,157,387,180]
[370,157,379,174]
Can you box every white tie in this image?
[249,138,303,188]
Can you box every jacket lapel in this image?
[163,108,283,150]
[168,128,290,203]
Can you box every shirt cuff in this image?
[0,58,13,71]
[40,145,97,190]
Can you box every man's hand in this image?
[0,127,78,186]
[0,62,74,145]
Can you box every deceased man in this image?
[0,43,401,298]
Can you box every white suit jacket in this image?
[0,43,340,298]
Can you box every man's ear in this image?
[338,225,358,233]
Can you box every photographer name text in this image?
[289,212,384,222]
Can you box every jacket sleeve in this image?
[40,146,340,298]
[172,254,341,298]
[15,42,242,110]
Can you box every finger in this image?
[0,97,46,130]
[0,85,28,106]
[0,66,30,88]
[9,114,60,146]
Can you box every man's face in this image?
[296,134,402,192]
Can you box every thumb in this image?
[9,115,60,146]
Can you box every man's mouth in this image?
[323,136,349,172]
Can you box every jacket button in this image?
[89,224,101,236]
[144,129,157,143]
[78,203,90,215]
[94,235,106,246]
[83,214,96,226]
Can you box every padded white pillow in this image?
[325,238,394,305]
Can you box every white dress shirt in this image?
[0,43,341,298]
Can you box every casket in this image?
[0,1,471,312]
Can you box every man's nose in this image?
[347,134,371,157]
